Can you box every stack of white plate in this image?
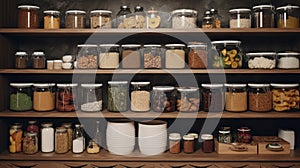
[138,120,167,155]
[106,119,135,155]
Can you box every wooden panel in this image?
[261,163,300,168]
[0,1,16,28]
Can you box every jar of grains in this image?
[277,5,300,28]
[121,44,142,68]
[201,84,224,112]
[43,10,60,29]
[224,84,247,112]
[246,52,276,69]
[165,44,186,69]
[80,84,103,112]
[65,10,86,28]
[32,51,46,69]
[187,43,208,69]
[9,83,33,111]
[201,134,214,153]
[41,122,54,153]
[108,81,128,112]
[33,83,56,112]
[183,135,194,154]
[152,86,176,112]
[61,123,73,150]
[18,5,40,28]
[253,5,275,28]
[177,87,200,112]
[169,133,181,154]
[23,132,38,155]
[15,51,29,69]
[248,84,272,112]
[55,127,69,154]
[56,84,78,112]
[277,52,300,69]
[90,10,112,29]
[218,127,232,144]
[77,44,98,69]
[229,8,251,28]
[237,127,251,143]
[9,123,23,153]
[171,9,198,28]
[99,44,120,69]
[143,44,163,69]
[271,83,300,112]
[130,82,151,112]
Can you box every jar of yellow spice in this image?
[44,10,60,29]
[33,83,56,111]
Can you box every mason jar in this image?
[32,51,46,69]
[253,5,275,28]
[121,44,142,69]
[9,123,23,153]
[61,122,73,150]
[246,52,276,69]
[18,5,40,28]
[65,10,86,29]
[229,8,251,28]
[15,51,29,69]
[108,81,128,112]
[165,44,186,69]
[218,127,232,144]
[99,44,120,69]
[43,10,60,29]
[23,132,38,154]
[143,44,163,69]
[237,127,252,143]
[152,86,176,112]
[248,84,272,112]
[130,82,151,112]
[277,5,300,28]
[201,84,224,112]
[188,43,208,69]
[77,44,98,69]
[90,10,112,29]
[9,83,33,111]
[33,83,56,111]
[55,127,69,154]
[56,84,78,112]
[224,84,247,112]
[171,9,198,28]
[80,84,103,112]
[41,122,54,153]
[177,87,200,112]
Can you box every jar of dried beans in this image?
[56,84,78,112]
[143,44,163,69]
[130,82,151,112]
[77,44,98,69]
[188,43,208,69]
[248,84,272,112]
[152,86,176,112]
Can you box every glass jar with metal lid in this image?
[32,51,46,69]
[248,84,272,112]
[177,87,200,112]
[165,44,186,69]
[65,10,86,29]
[188,43,208,69]
[55,127,69,154]
[108,81,128,112]
[224,84,247,112]
[146,9,161,29]
[201,84,224,112]
[218,127,231,144]
[171,9,198,28]
[130,82,151,112]
[56,84,78,112]
[41,122,54,153]
[9,83,33,111]
[152,86,176,112]
[61,122,73,150]
[43,10,60,29]
[201,134,214,153]
[80,84,103,112]
[9,123,23,153]
[169,133,181,154]
[77,44,98,69]
[246,52,276,69]
[15,51,29,69]
[229,8,251,28]
[143,44,163,69]
[121,44,142,69]
[90,10,112,29]
[18,5,40,28]
[33,83,56,111]
[277,5,300,28]
[237,127,251,143]
[116,6,132,28]
[183,134,194,153]
[253,5,275,28]
[277,52,300,69]
[99,44,120,69]
[23,131,38,154]
[202,16,214,29]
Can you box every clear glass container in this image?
[277,5,300,28]
[188,43,208,69]
[177,87,200,112]
[121,44,141,68]
[133,5,146,28]
[246,52,276,69]
[9,83,33,111]
[171,9,198,29]
[277,52,300,69]
[201,134,214,153]
[169,133,181,154]
[65,10,86,29]
[87,140,100,154]
[211,9,222,28]
[253,5,275,28]
[61,123,73,150]
[116,6,132,28]
[77,44,98,69]
[27,120,39,133]
[80,84,103,112]
[41,122,54,153]
[218,127,231,144]
[33,83,55,111]
[183,135,194,154]
[15,51,29,69]
[130,82,151,112]
[187,133,199,151]
[90,10,112,29]
[99,44,120,69]
[165,44,186,69]
[146,9,161,29]
[248,84,272,112]
[43,10,60,29]
[56,84,78,112]
[18,5,40,28]
[143,44,163,69]
[152,86,176,112]
[224,84,247,112]
[72,124,85,154]
[9,123,23,153]
[202,16,214,29]
[201,84,224,112]
[237,127,251,143]
[32,51,46,69]
[108,81,128,112]
[23,132,38,154]
[55,127,69,154]
[229,8,251,28]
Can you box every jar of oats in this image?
[130,81,151,112]
[77,44,98,69]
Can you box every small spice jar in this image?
[9,83,33,111]
[229,8,251,28]
[218,127,231,144]
[55,127,69,154]
[188,133,200,151]
[43,10,60,29]
[277,52,300,69]
[15,52,29,69]
[146,9,161,29]
[211,9,222,28]
[201,134,214,153]
[237,127,251,143]
[77,44,98,69]
[143,44,163,69]
[188,43,208,69]
[23,132,38,155]
[171,9,198,28]
[277,5,300,28]
[27,120,39,133]
[80,84,103,112]
[152,86,176,112]
[56,84,78,112]
[87,140,100,154]
[165,44,186,69]
[169,133,181,154]
[121,44,141,68]
[225,84,247,112]
[177,87,200,112]
[65,10,86,29]
[246,52,276,69]
[99,44,120,69]
[32,51,46,69]
[53,60,63,70]
[18,5,40,28]
[108,81,128,112]
[201,84,224,112]
[183,135,194,154]
[9,123,23,153]
[41,122,54,153]
[202,16,214,29]
[130,82,151,112]
[90,10,112,29]
[61,123,73,150]
[47,60,54,70]
[253,5,275,28]
[248,84,272,112]
[33,83,56,112]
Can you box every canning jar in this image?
[80,84,103,112]
[253,5,275,28]
[202,16,214,29]
[99,44,120,69]
[18,5,40,28]
[152,86,176,112]
[143,44,163,69]
[33,83,56,111]
[32,51,46,69]
[187,43,208,69]
[211,40,243,69]
[169,133,181,154]
[277,52,300,69]
[56,84,78,112]
[201,84,224,112]
[171,9,198,29]
[41,122,54,153]
[55,127,69,154]
[187,133,199,151]
[65,10,86,29]
[130,82,151,112]
[77,44,98,69]
[177,87,200,112]
[10,83,33,111]
[90,10,112,29]
[27,120,39,133]
[23,132,38,154]
[246,52,276,69]
[121,44,141,68]
[277,5,300,28]
[248,84,272,112]
[201,134,214,153]
[146,9,161,29]
[224,84,247,112]
[61,123,73,150]
[9,123,23,153]
[183,135,194,153]
[108,81,128,112]
[165,44,186,69]
[237,127,251,143]
[229,8,251,28]
[15,51,29,69]
[271,83,300,112]
[44,10,60,29]
[116,6,132,28]
[133,5,146,29]
[218,127,231,144]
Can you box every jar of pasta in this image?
[177,87,200,112]
[165,44,186,69]
[56,84,78,112]
[130,82,151,112]
[77,44,98,69]
[277,5,300,28]
[99,44,120,69]
[65,10,86,29]
[248,84,272,112]
[152,86,176,112]
[18,5,40,28]
[23,132,38,154]
[9,123,23,153]
[108,81,128,112]
[143,44,163,69]
[121,44,141,68]
[33,83,56,111]
[224,84,247,112]
[44,10,60,29]
[188,43,208,69]
[80,84,103,112]
[55,127,69,154]
[90,10,112,29]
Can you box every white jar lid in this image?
[248,83,270,88]
[57,83,78,87]
[277,5,300,10]
[201,134,213,140]
[246,52,276,56]
[211,40,241,45]
[66,10,86,14]
[18,5,40,9]
[277,52,300,56]
[177,87,199,92]
[90,10,112,14]
[99,44,120,47]
[270,83,299,88]
[108,81,128,85]
[144,44,162,48]
[229,8,251,13]
[54,60,63,63]
[15,52,28,56]
[187,44,207,48]
[237,127,251,132]
[219,130,230,134]
[169,133,181,140]
[171,9,198,16]
[187,133,199,139]
[32,52,45,56]
[122,44,141,48]
[201,84,223,89]
[253,5,275,10]
[131,81,150,85]
[41,122,53,127]
[224,84,247,88]
[33,83,55,88]
[165,44,185,48]
[77,44,97,48]
[153,86,175,91]
[10,83,33,88]
[44,10,60,14]
[81,83,103,88]
[183,135,194,140]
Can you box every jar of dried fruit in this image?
[56,84,78,112]
[177,87,200,112]
[9,123,23,153]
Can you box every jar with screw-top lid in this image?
[169,133,181,154]
[18,5,40,28]
[130,82,151,112]
[43,10,60,29]
[183,135,194,154]
[229,8,251,28]
[248,84,272,112]
[15,52,29,69]
[23,131,38,154]
[80,84,103,112]
[65,10,86,29]
[218,127,232,144]
[201,134,214,153]
[108,81,128,112]
[146,9,161,29]
[253,5,275,28]
[165,44,186,69]
[90,10,112,29]
[32,51,46,69]
[152,86,176,112]
[224,84,247,112]
[277,5,300,28]
[9,123,23,153]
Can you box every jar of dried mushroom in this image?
[99,44,120,69]
[224,84,247,112]
[80,84,103,112]
[229,8,251,28]
[130,82,151,112]
[143,44,163,69]
[248,84,272,112]
[177,87,200,112]
[271,83,300,112]
[33,83,56,111]
[152,86,176,112]
[90,10,112,29]
[121,44,141,68]
[171,9,198,29]
[77,44,98,69]
[55,127,69,154]
[18,5,40,28]
[23,132,38,154]
[169,133,181,154]
[65,10,86,29]
[277,5,300,28]
[43,10,60,29]
[32,51,46,69]
[10,83,33,112]
[201,84,224,112]
[56,84,78,112]
[188,43,208,69]
[108,81,128,112]
[116,6,132,28]
[165,44,186,69]
[15,52,29,69]
[61,123,73,150]
[146,9,161,29]
[9,123,23,153]
[253,5,275,28]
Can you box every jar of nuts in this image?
[90,10,112,29]
[143,44,163,69]
[152,86,176,112]
[77,44,98,69]
[177,87,200,112]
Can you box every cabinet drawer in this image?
[261,163,300,168]
[2,161,89,168]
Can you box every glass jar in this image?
[237,127,251,143]
[177,87,200,112]
[201,84,224,112]
[130,82,151,112]
[253,5,275,28]
[61,123,73,150]
[202,16,214,29]
[171,9,198,28]
[246,52,276,69]
[143,44,163,69]
[65,10,86,29]
[90,10,112,29]
[229,8,251,28]
[33,83,56,111]
[152,86,176,112]
[15,51,29,69]
[224,84,247,112]
[183,135,194,154]
[146,9,161,29]
[77,44,98,69]
[271,83,300,112]
[41,122,54,153]
[9,83,33,111]
[211,9,222,28]
[87,140,100,154]
[165,44,186,69]
[277,52,300,69]
[27,120,39,133]
[187,133,199,151]
[44,10,60,29]
[211,40,243,69]
[108,81,128,112]
[218,127,232,144]
[116,6,131,28]
[121,44,141,68]
[201,134,214,153]
[53,60,63,70]
[133,5,146,29]
[9,123,23,153]
[248,84,272,112]
[188,43,208,69]
[55,127,69,154]
[80,84,103,112]
[277,5,300,28]
[23,132,38,154]
[169,133,181,154]
[72,124,85,154]
[32,51,46,69]
[99,44,120,69]
[18,5,40,28]
[56,84,78,112]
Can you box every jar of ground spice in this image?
[15,51,29,69]
[65,10,86,29]
[253,5,275,28]
[165,44,186,69]
[187,43,208,69]
[224,84,247,112]
[169,133,181,154]
[201,84,224,112]
[152,86,176,112]
[201,134,214,153]
[130,82,151,112]
[33,83,56,112]
[43,10,60,29]
[32,51,46,69]
[18,5,40,28]
[121,44,141,69]
[248,84,272,112]
[183,135,194,154]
